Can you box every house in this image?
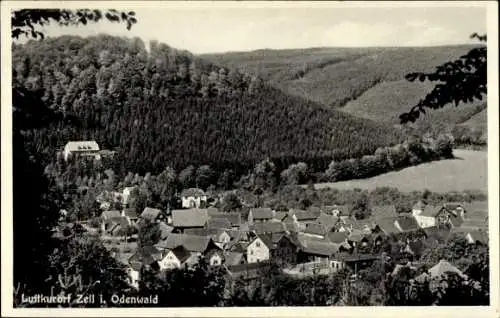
[171,208,209,233]
[122,208,140,223]
[283,209,318,231]
[114,252,140,289]
[296,234,339,263]
[251,221,286,236]
[412,205,446,228]
[394,215,420,233]
[411,200,427,216]
[372,205,398,219]
[248,208,274,224]
[225,252,247,266]
[347,229,371,247]
[208,212,242,229]
[128,246,163,273]
[333,253,379,273]
[122,186,137,206]
[181,188,207,208]
[247,235,274,263]
[63,141,100,161]
[327,231,349,245]
[302,222,328,238]
[206,218,232,230]
[225,262,271,293]
[415,259,467,287]
[316,213,340,232]
[465,230,489,245]
[101,216,131,235]
[373,217,401,236]
[273,235,300,265]
[322,205,351,219]
[307,206,322,218]
[155,233,223,266]
[141,207,162,222]
[158,245,191,270]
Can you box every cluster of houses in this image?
[92,192,488,290]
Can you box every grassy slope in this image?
[313,149,487,192]
[203,45,486,130]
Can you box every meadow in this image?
[313,149,487,193]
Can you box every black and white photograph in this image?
[1,1,499,316]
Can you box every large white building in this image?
[63,141,101,161]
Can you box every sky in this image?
[36,3,488,54]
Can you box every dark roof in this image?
[423,226,451,241]
[303,222,327,236]
[209,212,242,226]
[206,218,232,230]
[375,217,400,235]
[156,233,218,253]
[396,215,419,232]
[327,231,348,244]
[316,213,339,229]
[250,208,274,220]
[420,205,444,217]
[128,246,162,269]
[372,205,398,218]
[252,221,286,234]
[171,208,209,228]
[250,234,274,249]
[181,188,206,198]
[141,207,162,220]
[169,245,191,263]
[348,230,371,242]
[158,221,174,239]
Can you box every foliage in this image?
[12,9,137,39]
[400,34,487,123]
[221,192,242,212]
[137,219,161,248]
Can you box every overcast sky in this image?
[36,3,488,54]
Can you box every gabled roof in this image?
[206,218,232,230]
[64,141,99,152]
[303,222,327,236]
[168,245,191,263]
[423,225,451,241]
[181,188,206,198]
[157,233,218,253]
[290,209,318,221]
[252,221,286,234]
[249,234,274,250]
[102,210,121,220]
[316,213,339,229]
[209,212,242,227]
[396,215,420,232]
[297,235,339,256]
[250,208,274,220]
[128,246,162,270]
[374,217,400,235]
[348,229,371,242]
[141,207,162,221]
[420,205,444,217]
[327,231,348,244]
[428,259,466,278]
[225,252,246,266]
[172,208,209,228]
[372,205,398,218]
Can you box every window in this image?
[250,250,254,255]
[256,241,261,248]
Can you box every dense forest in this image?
[12,35,403,179]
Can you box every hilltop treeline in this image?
[13,35,402,179]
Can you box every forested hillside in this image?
[12,35,402,177]
[203,45,487,137]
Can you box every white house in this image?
[63,141,100,161]
[413,204,450,228]
[181,188,208,208]
[158,246,191,271]
[247,235,273,263]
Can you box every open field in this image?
[313,150,487,193]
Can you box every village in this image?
[53,167,489,294]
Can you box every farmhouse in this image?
[247,235,273,263]
[155,233,224,266]
[63,141,101,161]
[181,188,207,208]
[171,208,210,233]
[158,245,192,270]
